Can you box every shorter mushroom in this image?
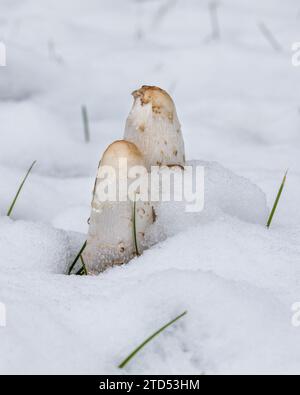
[83,140,154,274]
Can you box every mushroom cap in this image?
[132,85,175,118]
[125,86,185,169]
[100,140,146,169]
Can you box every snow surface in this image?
[0,0,300,374]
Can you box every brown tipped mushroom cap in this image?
[132,85,175,119]
[100,140,146,169]
[125,86,185,169]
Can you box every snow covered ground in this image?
[0,0,300,374]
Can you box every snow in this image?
[0,216,85,274]
[0,0,300,374]
[145,160,268,246]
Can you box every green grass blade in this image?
[75,256,87,275]
[75,266,85,276]
[79,255,87,275]
[132,198,140,257]
[266,170,288,228]
[68,241,87,275]
[81,105,90,143]
[7,160,37,217]
[118,311,187,369]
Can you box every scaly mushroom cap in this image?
[124,85,185,170]
[132,86,175,119]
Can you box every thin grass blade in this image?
[80,255,87,275]
[81,105,90,143]
[118,311,187,369]
[258,22,282,52]
[209,1,220,40]
[75,266,85,276]
[266,170,288,228]
[7,160,37,217]
[68,241,87,275]
[132,198,140,256]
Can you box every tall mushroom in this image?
[124,86,185,170]
[83,140,154,274]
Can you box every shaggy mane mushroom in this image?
[83,140,153,274]
[124,85,186,170]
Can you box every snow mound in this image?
[146,160,268,245]
[0,217,83,274]
[139,217,300,302]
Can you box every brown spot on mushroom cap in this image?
[153,105,162,114]
[138,124,145,132]
[138,208,146,216]
[118,242,125,253]
[132,86,175,120]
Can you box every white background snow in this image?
[0,0,300,374]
